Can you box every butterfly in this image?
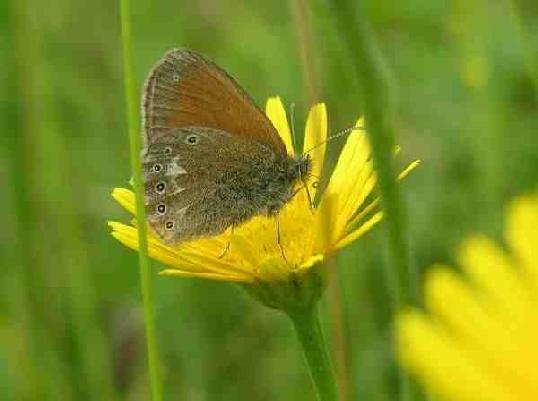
[142,49,312,246]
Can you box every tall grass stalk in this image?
[4,4,42,400]
[322,1,419,400]
[508,0,538,96]
[9,1,115,400]
[291,0,321,104]
[119,1,163,400]
[449,0,503,234]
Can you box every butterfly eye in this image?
[155,182,166,193]
[312,181,320,189]
[163,146,173,154]
[157,204,166,214]
[165,221,174,230]
[153,163,163,172]
[185,134,199,145]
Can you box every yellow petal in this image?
[346,198,381,231]
[421,266,538,399]
[311,192,340,252]
[425,266,494,341]
[458,236,531,325]
[160,269,250,283]
[109,221,254,280]
[294,254,324,275]
[256,256,294,282]
[109,222,182,269]
[303,103,327,195]
[323,120,369,211]
[397,311,513,401]
[334,211,382,250]
[342,159,420,231]
[230,234,263,269]
[180,237,227,256]
[173,248,257,279]
[505,194,538,289]
[265,96,294,154]
[424,268,514,369]
[336,162,376,230]
[112,188,136,215]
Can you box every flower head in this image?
[110,97,418,307]
[397,193,538,401]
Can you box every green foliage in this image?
[1,0,537,400]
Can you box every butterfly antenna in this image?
[289,102,297,151]
[303,125,364,155]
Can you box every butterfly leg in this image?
[302,179,314,211]
[275,215,287,262]
[218,224,234,259]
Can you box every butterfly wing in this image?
[143,127,282,244]
[143,49,286,153]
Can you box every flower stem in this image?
[119,1,163,400]
[287,305,338,401]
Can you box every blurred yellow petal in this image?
[424,267,519,372]
[397,312,513,401]
[397,192,538,401]
[265,96,294,154]
[424,266,496,345]
[459,236,531,324]
[505,194,538,287]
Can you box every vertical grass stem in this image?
[119,1,163,400]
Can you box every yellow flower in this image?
[397,193,538,401]
[109,97,418,287]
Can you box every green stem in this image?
[287,306,338,401]
[326,0,415,309]
[119,1,163,400]
[509,0,538,97]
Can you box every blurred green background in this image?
[1,0,537,400]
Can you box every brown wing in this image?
[142,49,285,153]
[142,127,279,244]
